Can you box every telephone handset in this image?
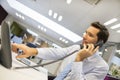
[80,40,104,49]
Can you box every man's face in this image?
[82,26,100,45]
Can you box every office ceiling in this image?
[1,0,120,47]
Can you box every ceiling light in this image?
[65,41,68,43]
[15,12,21,18]
[7,0,82,42]
[40,27,44,30]
[59,37,62,40]
[58,15,63,21]
[18,14,22,18]
[21,16,25,20]
[43,28,46,32]
[38,25,41,28]
[59,37,69,44]
[48,10,53,16]
[15,12,19,16]
[110,23,120,29]
[52,43,61,48]
[117,30,120,33]
[38,25,46,32]
[15,12,25,20]
[62,39,65,42]
[27,29,38,36]
[104,18,118,25]
[53,13,58,19]
[66,0,72,4]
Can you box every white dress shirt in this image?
[36,45,109,80]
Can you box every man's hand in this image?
[75,44,99,62]
[12,43,38,58]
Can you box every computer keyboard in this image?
[16,58,47,74]
[16,58,31,67]
[12,48,47,75]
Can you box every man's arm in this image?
[12,43,80,60]
[36,45,80,60]
[12,43,38,58]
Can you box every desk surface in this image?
[0,52,48,80]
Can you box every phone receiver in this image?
[80,40,104,49]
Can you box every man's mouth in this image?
[82,40,88,44]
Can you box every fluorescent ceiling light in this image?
[59,37,62,40]
[59,37,69,43]
[62,39,65,42]
[53,13,58,19]
[15,12,25,20]
[66,0,72,4]
[58,15,63,21]
[7,0,82,42]
[110,23,120,29]
[52,43,61,48]
[104,18,117,25]
[48,10,53,16]
[65,41,68,43]
[117,30,120,33]
[27,29,38,36]
[43,28,46,32]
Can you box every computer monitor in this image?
[0,21,12,68]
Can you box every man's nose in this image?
[83,33,87,39]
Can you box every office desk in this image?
[0,52,48,80]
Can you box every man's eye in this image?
[88,33,94,37]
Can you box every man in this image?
[12,22,109,80]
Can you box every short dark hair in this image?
[91,22,109,43]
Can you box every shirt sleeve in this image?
[36,45,80,60]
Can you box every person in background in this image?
[0,38,1,44]
[12,21,109,80]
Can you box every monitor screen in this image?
[0,21,12,68]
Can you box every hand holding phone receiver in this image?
[17,48,23,55]
[80,40,104,49]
